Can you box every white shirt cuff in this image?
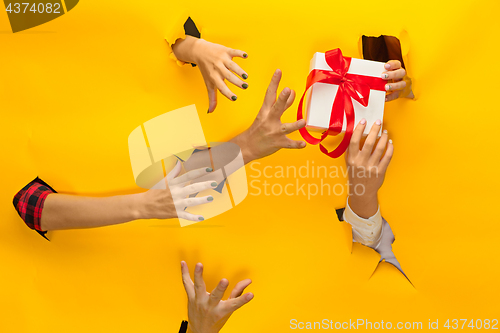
[343,198,383,247]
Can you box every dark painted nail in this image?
[211,182,217,187]
[198,216,204,221]
[207,196,214,201]
[206,167,213,172]
[242,74,248,80]
[207,109,210,113]
[243,53,248,58]
[231,96,237,101]
[242,83,248,89]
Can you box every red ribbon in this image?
[297,49,386,158]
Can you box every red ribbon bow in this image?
[297,49,386,158]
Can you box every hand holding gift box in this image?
[297,49,387,158]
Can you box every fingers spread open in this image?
[228,49,248,59]
[361,120,382,158]
[271,87,291,118]
[221,67,247,90]
[225,293,254,313]
[382,68,406,81]
[193,263,207,300]
[166,160,182,182]
[262,69,282,109]
[177,196,214,209]
[229,279,252,299]
[177,211,205,222]
[349,119,367,153]
[281,119,306,135]
[225,60,248,80]
[169,167,213,187]
[214,77,237,101]
[181,261,195,300]
[208,279,229,307]
[281,138,306,149]
[174,181,218,198]
[206,82,217,113]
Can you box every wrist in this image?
[230,130,257,165]
[172,36,203,64]
[128,193,147,220]
[348,191,378,219]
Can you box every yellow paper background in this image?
[1,0,499,332]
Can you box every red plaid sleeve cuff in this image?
[13,177,57,233]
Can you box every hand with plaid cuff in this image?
[180,261,253,333]
[13,166,218,232]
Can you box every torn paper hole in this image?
[360,33,416,101]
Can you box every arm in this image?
[22,165,217,231]
[180,69,306,181]
[41,193,143,230]
[343,119,394,246]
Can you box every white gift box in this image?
[305,52,386,136]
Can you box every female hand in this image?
[139,161,217,222]
[181,261,253,333]
[230,69,306,164]
[382,60,407,102]
[172,36,249,113]
[346,119,394,218]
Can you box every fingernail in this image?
[385,63,391,69]
[389,139,393,144]
[242,83,248,89]
[243,53,248,58]
[385,84,391,91]
[206,167,213,172]
[242,73,248,80]
[207,109,210,114]
[195,263,202,271]
[207,196,214,201]
[198,216,204,221]
[360,118,366,125]
[385,96,388,102]
[231,96,237,101]
[383,129,388,134]
[211,182,217,187]
[376,119,382,125]
[247,293,254,300]
[382,73,389,79]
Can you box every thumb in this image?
[207,83,217,114]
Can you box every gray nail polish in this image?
[206,167,213,172]
[211,182,217,187]
[207,196,214,201]
[198,217,204,221]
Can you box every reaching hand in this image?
[346,119,394,218]
[139,161,217,222]
[172,36,249,113]
[231,69,306,164]
[181,261,254,333]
